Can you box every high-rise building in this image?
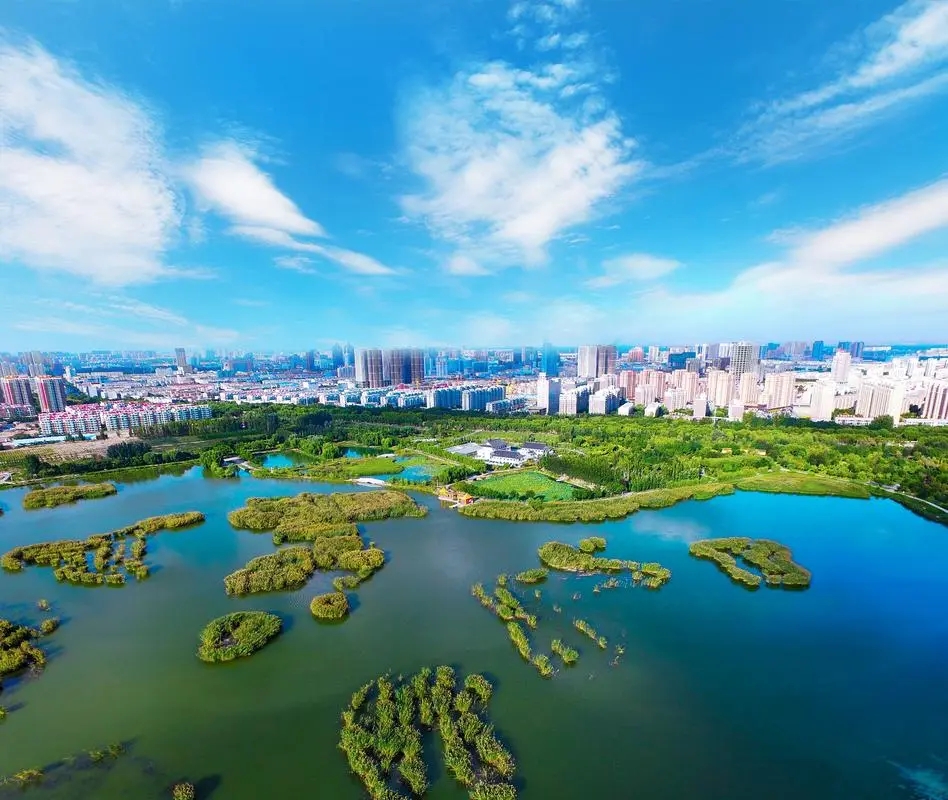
[618,370,636,398]
[383,349,410,385]
[410,349,425,385]
[855,381,905,422]
[34,377,66,413]
[923,381,948,420]
[831,351,852,383]
[810,381,837,422]
[578,345,617,379]
[355,348,385,388]
[331,344,344,369]
[589,389,622,415]
[706,369,734,408]
[739,372,759,405]
[1,376,32,407]
[558,386,590,416]
[304,350,316,372]
[174,348,187,370]
[461,386,504,411]
[541,343,560,377]
[343,343,355,367]
[731,342,758,379]
[764,372,796,409]
[811,340,825,361]
[663,387,687,411]
[628,347,644,363]
[536,376,561,413]
[647,346,661,363]
[577,346,598,379]
[849,341,865,359]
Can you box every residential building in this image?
[39,402,211,435]
[426,387,462,409]
[486,397,528,413]
[811,340,825,361]
[588,388,622,415]
[541,343,560,377]
[831,351,852,383]
[558,386,590,416]
[855,381,905,422]
[764,372,796,409]
[706,369,733,408]
[577,345,616,379]
[410,349,425,385]
[355,348,385,388]
[809,381,837,422]
[728,401,745,421]
[738,372,759,405]
[849,341,865,359]
[35,376,66,413]
[461,386,504,411]
[175,347,187,370]
[663,387,687,411]
[731,341,758,378]
[618,370,636,397]
[1,376,32,407]
[536,376,561,413]
[617,402,636,416]
[923,381,948,420]
[693,394,709,419]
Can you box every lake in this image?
[0,469,946,799]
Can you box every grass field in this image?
[735,472,871,499]
[467,471,576,501]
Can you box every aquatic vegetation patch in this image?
[310,591,349,620]
[22,483,118,509]
[228,489,426,543]
[0,741,127,791]
[537,539,671,589]
[197,611,282,663]
[550,638,579,665]
[573,619,607,649]
[514,568,548,584]
[0,512,204,586]
[689,537,811,589]
[0,618,53,693]
[223,547,316,595]
[339,666,517,798]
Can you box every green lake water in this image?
[0,468,946,799]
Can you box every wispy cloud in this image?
[274,255,318,274]
[185,140,325,237]
[401,0,639,275]
[446,255,491,276]
[191,145,396,276]
[0,39,181,285]
[630,177,948,339]
[741,0,948,163]
[586,254,681,288]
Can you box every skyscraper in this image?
[849,341,865,359]
[811,340,825,361]
[174,348,187,370]
[331,344,344,369]
[34,377,66,413]
[536,376,561,413]
[578,345,616,379]
[706,369,734,408]
[731,342,758,379]
[355,348,385,388]
[305,350,316,372]
[764,372,796,409]
[541,343,560,377]
[410,349,425,385]
[343,342,355,367]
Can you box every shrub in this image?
[172,782,196,800]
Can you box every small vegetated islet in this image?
[0,512,205,586]
[22,482,118,509]
[0,742,126,789]
[689,537,812,589]
[197,611,282,663]
[339,666,517,799]
[573,619,608,649]
[537,539,671,589]
[226,490,421,619]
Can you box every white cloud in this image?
[787,177,948,267]
[234,226,396,275]
[105,297,189,325]
[185,140,325,237]
[0,40,181,285]
[446,255,491,275]
[586,253,681,288]
[742,0,948,163]
[274,255,317,274]
[401,60,639,270]
[629,178,948,339]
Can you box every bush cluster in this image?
[689,537,811,589]
[197,611,282,663]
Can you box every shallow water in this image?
[0,469,946,798]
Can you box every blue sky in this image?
[1,0,947,351]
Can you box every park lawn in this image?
[469,471,576,501]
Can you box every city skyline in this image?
[2,0,948,350]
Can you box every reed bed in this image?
[338,667,517,798]
[197,611,282,662]
[689,537,811,589]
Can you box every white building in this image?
[764,372,796,409]
[706,369,733,408]
[809,381,837,422]
[831,351,852,383]
[739,372,759,405]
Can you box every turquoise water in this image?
[0,470,946,798]
[259,452,305,469]
[384,457,437,484]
